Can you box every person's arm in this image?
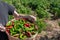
[13,10,20,18]
[13,10,36,22]
[13,10,26,19]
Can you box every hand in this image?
[18,14,36,22]
[27,15,36,22]
[20,15,36,23]
[0,24,6,32]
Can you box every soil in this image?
[34,19,60,40]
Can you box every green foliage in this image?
[4,0,60,19]
[50,0,60,18]
[36,7,50,18]
[36,18,47,33]
[12,0,32,14]
[4,0,51,19]
[8,15,14,21]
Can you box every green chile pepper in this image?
[7,18,38,40]
[6,21,12,26]
[24,27,34,31]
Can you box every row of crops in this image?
[4,0,60,19]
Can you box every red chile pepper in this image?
[7,26,13,29]
[6,29,10,34]
[26,31,31,37]
[24,23,30,27]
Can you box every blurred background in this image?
[3,0,60,20]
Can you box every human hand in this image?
[13,11,36,22]
[0,24,6,32]
[19,15,36,23]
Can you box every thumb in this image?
[29,15,36,21]
[0,26,6,32]
[26,15,36,23]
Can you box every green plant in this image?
[36,18,47,33]
[8,15,14,21]
[36,7,50,19]
[4,0,51,19]
[50,0,60,18]
[4,0,60,19]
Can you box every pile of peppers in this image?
[6,18,38,40]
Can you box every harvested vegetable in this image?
[6,29,10,33]
[24,23,30,27]
[6,18,38,40]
